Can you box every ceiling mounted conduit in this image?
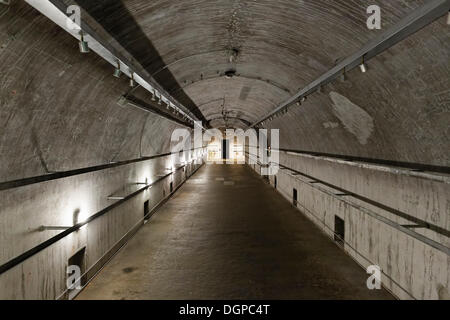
[169,74,292,96]
[25,0,203,128]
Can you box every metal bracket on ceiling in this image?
[24,0,204,129]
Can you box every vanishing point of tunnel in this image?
[0,0,449,302]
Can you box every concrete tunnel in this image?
[0,0,449,302]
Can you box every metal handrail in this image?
[0,162,202,275]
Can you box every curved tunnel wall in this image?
[0,0,448,300]
[267,17,449,167]
[65,0,450,166]
[1,0,449,177]
[0,1,188,182]
[0,1,204,299]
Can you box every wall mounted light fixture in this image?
[340,69,347,82]
[359,57,368,73]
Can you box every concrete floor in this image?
[77,164,393,300]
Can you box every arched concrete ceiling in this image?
[71,0,449,166]
[0,0,448,182]
[0,1,192,181]
[74,0,428,126]
[266,18,450,166]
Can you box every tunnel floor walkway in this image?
[78,164,393,300]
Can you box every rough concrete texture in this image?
[251,151,449,300]
[77,164,393,300]
[69,0,449,165]
[279,152,450,243]
[1,0,448,175]
[267,13,450,166]
[0,1,191,182]
[0,0,448,301]
[0,151,203,299]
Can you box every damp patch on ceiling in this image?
[323,122,339,129]
[329,91,374,145]
[239,86,251,101]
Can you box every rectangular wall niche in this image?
[67,247,86,300]
[334,216,345,247]
[144,200,150,221]
[293,188,298,206]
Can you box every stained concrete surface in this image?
[77,164,393,300]
[2,1,449,177]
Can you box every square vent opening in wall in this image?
[334,216,345,247]
[144,200,150,221]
